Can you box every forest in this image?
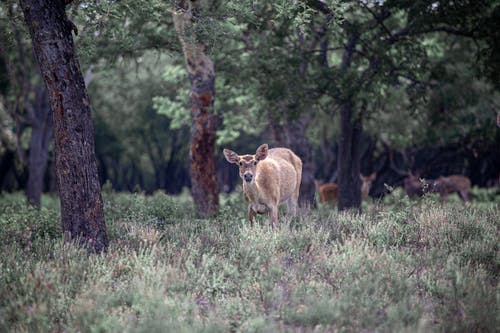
[0,0,499,332]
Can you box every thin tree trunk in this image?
[337,99,362,211]
[20,0,107,253]
[173,1,218,217]
[320,133,337,182]
[26,84,52,206]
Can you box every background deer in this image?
[315,173,376,206]
[314,180,338,205]
[360,173,377,200]
[390,151,439,198]
[391,153,471,203]
[223,144,302,228]
[403,171,436,198]
[433,175,471,202]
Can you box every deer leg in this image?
[269,205,278,229]
[286,198,297,217]
[294,167,302,212]
[248,205,256,226]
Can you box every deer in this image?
[360,173,377,200]
[432,175,471,203]
[315,173,376,206]
[403,171,436,198]
[389,150,438,198]
[314,180,338,205]
[390,152,471,203]
[223,144,302,228]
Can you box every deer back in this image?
[318,183,338,204]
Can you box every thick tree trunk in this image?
[337,99,362,211]
[20,0,107,252]
[173,1,219,217]
[26,85,52,206]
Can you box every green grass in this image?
[0,189,498,332]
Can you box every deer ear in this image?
[223,149,239,164]
[255,144,268,161]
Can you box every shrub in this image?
[0,191,497,332]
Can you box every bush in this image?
[0,191,497,332]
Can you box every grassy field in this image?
[0,187,498,332]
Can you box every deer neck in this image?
[243,181,260,202]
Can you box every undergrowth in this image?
[0,189,498,332]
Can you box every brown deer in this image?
[403,172,471,203]
[390,151,438,198]
[432,175,471,202]
[360,173,377,200]
[389,150,471,203]
[223,144,302,228]
[403,171,435,198]
[314,181,338,205]
[315,173,376,206]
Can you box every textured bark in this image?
[20,0,107,252]
[26,85,52,206]
[284,116,315,208]
[269,112,316,208]
[337,99,362,211]
[173,1,219,217]
[336,31,363,211]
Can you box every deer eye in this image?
[253,161,257,166]
[239,162,243,166]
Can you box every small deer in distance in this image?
[223,144,302,228]
[315,173,377,206]
[390,152,471,203]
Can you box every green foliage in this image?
[0,191,498,332]
[0,193,60,246]
[153,61,264,145]
[72,0,179,64]
[153,64,190,130]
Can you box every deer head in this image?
[223,144,268,184]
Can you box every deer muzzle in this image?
[244,172,253,183]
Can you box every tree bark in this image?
[284,116,316,208]
[0,150,15,191]
[336,31,363,211]
[173,0,219,217]
[26,84,52,206]
[20,0,107,253]
[337,99,362,211]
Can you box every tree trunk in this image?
[20,0,107,253]
[268,111,316,208]
[26,84,52,206]
[320,134,337,182]
[173,1,219,217]
[284,116,316,208]
[0,150,15,191]
[337,99,362,211]
[336,31,363,211]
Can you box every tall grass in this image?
[0,189,498,332]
